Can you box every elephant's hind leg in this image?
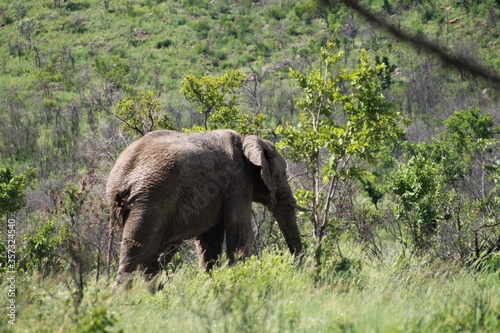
[114,238,151,288]
[195,224,224,271]
[114,210,164,288]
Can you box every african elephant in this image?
[107,129,303,286]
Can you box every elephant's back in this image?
[107,130,242,200]
[107,134,191,194]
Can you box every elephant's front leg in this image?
[195,224,224,271]
[157,241,182,272]
[223,200,254,265]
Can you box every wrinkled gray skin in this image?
[107,129,302,287]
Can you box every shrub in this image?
[11,1,30,20]
[156,39,173,49]
[0,166,35,217]
[93,55,131,89]
[390,108,499,259]
[75,306,120,333]
[391,155,445,252]
[193,18,211,39]
[21,221,63,275]
[267,6,287,21]
[293,2,315,23]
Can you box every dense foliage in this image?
[0,0,499,331]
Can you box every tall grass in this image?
[2,241,499,332]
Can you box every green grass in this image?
[3,242,499,332]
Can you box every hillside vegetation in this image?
[1,0,499,331]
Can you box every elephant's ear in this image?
[243,135,275,204]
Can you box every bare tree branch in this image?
[321,0,500,85]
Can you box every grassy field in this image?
[3,242,499,332]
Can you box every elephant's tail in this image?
[107,189,131,278]
[111,188,132,229]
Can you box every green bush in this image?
[75,306,120,333]
[389,108,499,257]
[93,55,131,89]
[391,155,445,252]
[21,220,63,274]
[421,7,436,23]
[293,2,315,23]
[11,1,30,20]
[156,38,173,49]
[267,6,287,21]
[193,18,211,39]
[0,166,35,217]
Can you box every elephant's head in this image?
[243,136,303,256]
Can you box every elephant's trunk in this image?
[271,204,303,256]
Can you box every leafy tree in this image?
[439,108,497,181]
[407,108,498,182]
[11,1,31,20]
[0,166,35,217]
[392,108,499,257]
[0,165,35,277]
[294,0,345,28]
[181,70,267,135]
[41,178,107,309]
[94,55,131,90]
[391,155,445,253]
[375,55,397,90]
[277,43,404,261]
[14,17,37,47]
[113,90,174,138]
[21,220,63,275]
[182,70,245,130]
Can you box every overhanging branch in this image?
[321,0,500,85]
